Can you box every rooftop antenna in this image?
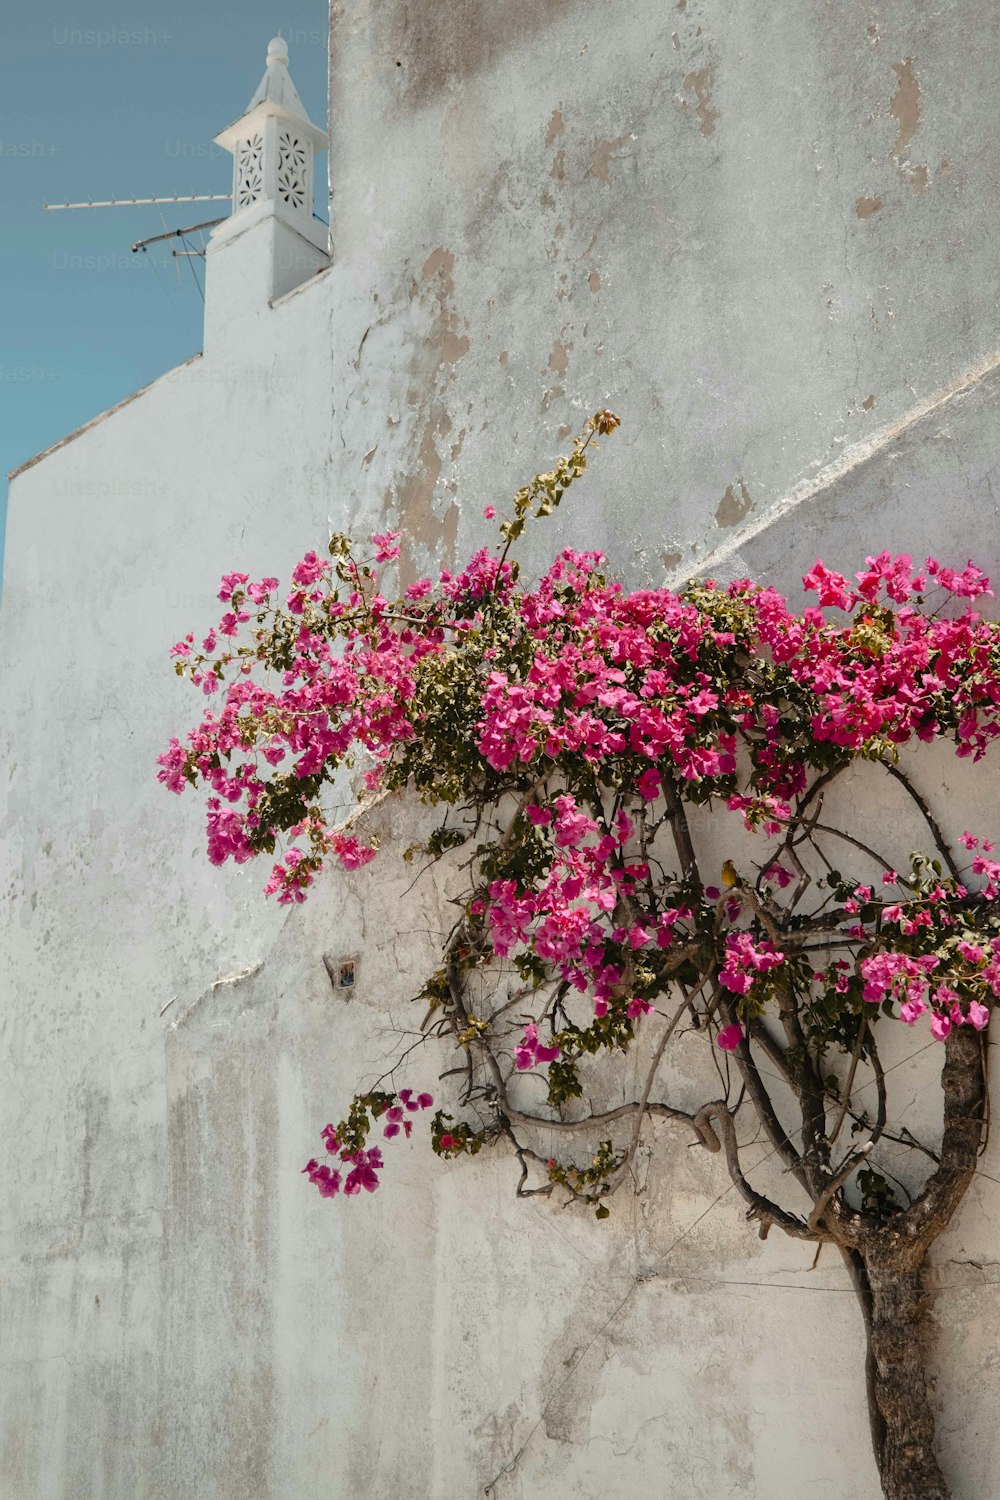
[43,194,230,210]
[41,193,231,307]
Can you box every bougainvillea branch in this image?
[161,413,999,1499]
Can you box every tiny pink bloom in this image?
[483,505,496,519]
[967,1000,990,1030]
[636,768,661,801]
[930,1012,951,1042]
[371,530,403,562]
[716,1023,744,1052]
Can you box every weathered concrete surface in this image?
[326,0,1000,590]
[5,1,1000,1496]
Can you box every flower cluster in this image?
[162,414,999,1211]
[302,1090,433,1199]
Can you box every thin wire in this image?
[177,232,205,303]
[141,248,199,345]
[636,1271,1000,1297]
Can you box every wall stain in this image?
[715,480,752,528]
[862,394,877,411]
[541,386,566,414]
[590,134,629,183]
[890,59,920,160]
[683,68,718,138]
[547,339,573,377]
[588,269,602,293]
[545,108,565,146]
[550,149,566,181]
[375,0,577,109]
[661,549,683,571]
[856,195,884,219]
[422,247,471,364]
[902,163,929,195]
[394,408,452,586]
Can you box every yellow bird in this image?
[721,860,740,889]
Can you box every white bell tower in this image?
[205,36,329,346]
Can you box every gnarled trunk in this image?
[839,1025,989,1500]
[854,1248,949,1500]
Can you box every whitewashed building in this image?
[5,9,1000,1497]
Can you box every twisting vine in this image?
[161,414,1000,1499]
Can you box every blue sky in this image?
[1,1,329,581]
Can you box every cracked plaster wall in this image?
[4,1,1000,1496]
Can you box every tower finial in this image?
[266,36,288,66]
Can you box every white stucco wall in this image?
[5,2,1000,1496]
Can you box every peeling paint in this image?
[715,480,752,528]
[547,339,573,377]
[588,270,601,293]
[902,163,930,195]
[682,68,718,139]
[590,135,629,183]
[394,408,453,585]
[545,109,565,147]
[421,246,471,365]
[541,386,566,414]
[550,150,566,182]
[856,195,884,219]
[862,394,876,411]
[890,58,920,160]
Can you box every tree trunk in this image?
[854,1247,949,1500]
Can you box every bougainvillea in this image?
[162,414,997,1500]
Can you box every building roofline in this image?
[7,353,203,482]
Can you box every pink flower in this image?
[371,530,403,563]
[342,1147,384,1195]
[959,832,980,851]
[217,571,249,603]
[802,560,854,610]
[636,768,662,801]
[291,551,324,587]
[483,505,496,519]
[967,1000,990,1030]
[515,1021,560,1070]
[930,1012,951,1042]
[302,1159,341,1198]
[716,1023,744,1051]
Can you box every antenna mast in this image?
[43,195,231,210]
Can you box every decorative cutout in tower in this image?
[206,35,329,319]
